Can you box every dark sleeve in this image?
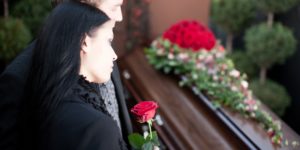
[0,41,35,149]
[76,118,128,150]
[44,103,128,150]
[0,74,22,150]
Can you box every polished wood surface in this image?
[118,49,300,150]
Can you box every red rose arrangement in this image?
[162,20,216,51]
[128,101,160,150]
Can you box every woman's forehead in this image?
[102,20,115,29]
[100,0,123,6]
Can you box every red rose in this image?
[162,20,216,51]
[131,101,159,123]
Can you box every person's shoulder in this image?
[46,96,127,150]
[1,41,36,78]
[51,94,122,134]
[53,96,109,127]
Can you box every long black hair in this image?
[19,1,109,148]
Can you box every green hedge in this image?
[250,79,291,116]
[0,17,32,63]
[245,23,296,69]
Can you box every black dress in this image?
[37,76,127,150]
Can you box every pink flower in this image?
[267,128,275,137]
[220,64,228,71]
[178,53,189,61]
[244,99,257,111]
[218,45,225,52]
[229,70,240,78]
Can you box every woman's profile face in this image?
[80,20,117,83]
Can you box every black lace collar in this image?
[73,75,111,117]
[74,75,128,149]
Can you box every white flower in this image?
[241,80,249,89]
[156,48,164,56]
[215,51,224,58]
[231,86,238,92]
[229,69,240,78]
[168,53,174,59]
[196,63,205,70]
[213,75,218,81]
[205,55,214,63]
[199,50,208,55]
[253,105,258,111]
[178,53,189,60]
[208,68,217,75]
[250,112,256,118]
[245,106,250,111]
[198,55,205,61]
[151,40,158,47]
[143,131,149,139]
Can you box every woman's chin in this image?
[96,75,111,83]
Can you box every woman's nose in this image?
[112,50,118,61]
[116,7,123,22]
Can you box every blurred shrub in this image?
[0,17,32,63]
[211,0,256,34]
[255,0,300,13]
[228,50,258,79]
[250,79,291,116]
[12,0,51,36]
[245,23,296,69]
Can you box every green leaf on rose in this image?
[128,133,146,149]
[144,131,159,146]
[151,131,160,146]
[142,142,154,150]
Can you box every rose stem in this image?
[148,120,152,139]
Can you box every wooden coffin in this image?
[118,48,300,150]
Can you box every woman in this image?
[18,1,127,149]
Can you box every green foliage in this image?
[211,0,256,34]
[255,0,300,13]
[145,39,196,75]
[245,23,297,69]
[12,0,51,36]
[0,17,32,63]
[128,133,146,149]
[142,142,153,150]
[228,50,258,79]
[128,131,159,150]
[250,79,291,116]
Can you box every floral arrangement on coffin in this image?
[144,20,299,147]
